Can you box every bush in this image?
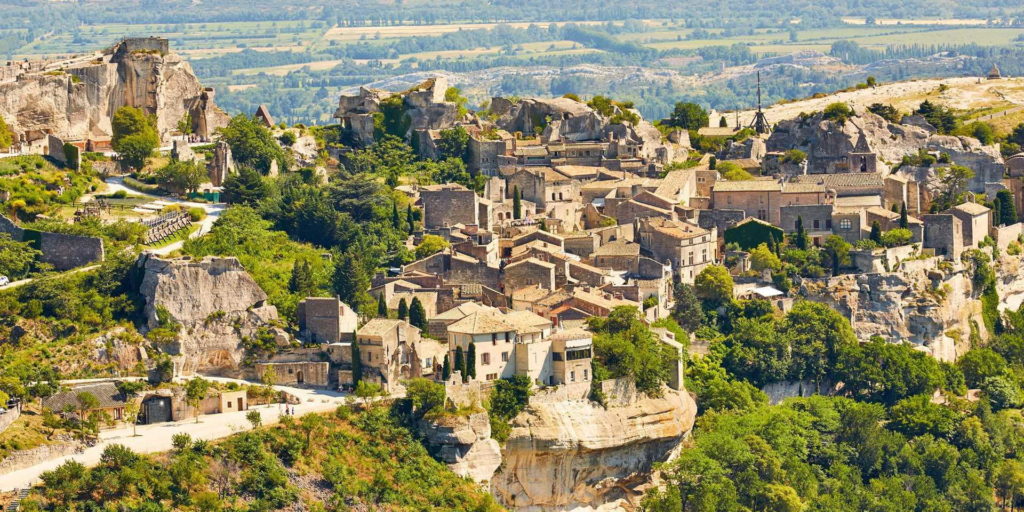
[187,207,205,222]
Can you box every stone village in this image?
[5,38,1024,508]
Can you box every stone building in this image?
[297,297,358,344]
[355,318,445,392]
[948,202,991,248]
[504,257,557,293]
[635,217,716,282]
[923,214,964,260]
[208,140,235,187]
[711,179,830,225]
[421,183,479,229]
[447,309,565,384]
[255,362,331,387]
[507,167,580,209]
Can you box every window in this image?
[570,371,575,382]
[826,219,832,229]
[501,352,509,362]
[565,348,591,360]
[840,218,852,230]
[813,219,820,229]
[492,333,497,345]
[552,352,564,361]
[486,373,498,381]
[482,353,491,365]
[583,369,589,381]
[505,332,511,343]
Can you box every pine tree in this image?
[391,202,401,229]
[442,354,451,381]
[406,204,416,234]
[899,203,909,229]
[376,294,388,318]
[409,297,427,329]
[794,216,808,250]
[513,186,522,220]
[332,253,371,314]
[351,335,362,386]
[454,346,465,382]
[466,342,477,380]
[397,298,408,320]
[288,259,314,296]
[998,189,1018,225]
[870,221,882,244]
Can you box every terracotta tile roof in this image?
[359,318,407,338]
[506,257,556,270]
[504,310,553,332]
[866,206,900,220]
[951,202,991,216]
[642,217,709,240]
[433,302,497,321]
[792,173,884,189]
[549,327,593,342]
[781,182,826,194]
[554,165,603,178]
[511,286,554,303]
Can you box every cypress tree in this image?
[513,186,522,220]
[350,334,362,386]
[454,346,465,382]
[794,216,808,250]
[899,203,909,229]
[397,298,408,320]
[409,297,427,329]
[406,204,416,234]
[376,294,388,318]
[998,189,1018,225]
[288,259,313,295]
[870,221,882,244]
[442,354,451,381]
[994,198,1002,226]
[391,202,401,229]
[466,342,477,380]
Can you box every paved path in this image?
[0,380,350,492]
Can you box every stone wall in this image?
[0,215,104,270]
[0,437,84,475]
[421,187,478,229]
[254,361,331,387]
[992,222,1023,251]
[0,408,20,435]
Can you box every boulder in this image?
[138,255,279,375]
[420,411,502,484]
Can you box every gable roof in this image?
[713,179,782,193]
[43,382,126,412]
[951,202,991,216]
[359,318,407,338]
[447,310,515,334]
[254,105,275,126]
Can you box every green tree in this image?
[917,100,958,134]
[0,115,14,149]
[867,103,902,123]
[899,202,909,228]
[217,114,288,175]
[176,113,193,136]
[112,106,159,170]
[932,165,975,212]
[667,102,709,130]
[513,186,522,219]
[154,159,207,194]
[718,162,754,181]
[351,338,362,386]
[749,243,782,272]
[409,297,427,329]
[278,131,297,147]
[185,377,211,423]
[672,282,703,332]
[694,265,734,306]
[288,259,314,296]
[441,354,451,381]
[332,253,373,314]
[793,216,808,250]
[997,189,1018,225]
[719,116,728,128]
[415,234,449,260]
[75,392,99,440]
[958,348,1008,388]
[376,294,388,318]
[455,346,465,382]
[822,102,854,124]
[246,409,262,428]
[436,126,469,160]
[222,166,269,205]
[1011,122,1024,147]
[823,235,851,275]
[466,342,477,380]
[0,232,41,279]
[397,298,408,320]
[869,221,882,244]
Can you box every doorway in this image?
[296,371,304,385]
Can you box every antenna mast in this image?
[750,71,771,135]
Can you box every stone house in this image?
[297,297,358,344]
[255,362,331,387]
[635,217,716,282]
[923,214,964,260]
[448,311,519,382]
[711,179,830,225]
[43,381,128,424]
[865,206,924,242]
[549,328,593,386]
[428,302,500,339]
[948,202,992,248]
[779,204,833,241]
[591,239,641,271]
[507,167,580,209]
[421,183,479,229]
[504,257,557,293]
[355,318,446,392]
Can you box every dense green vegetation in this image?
[20,405,502,512]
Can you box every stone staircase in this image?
[6,488,30,512]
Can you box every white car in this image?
[0,276,9,286]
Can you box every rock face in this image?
[492,385,697,511]
[420,412,503,484]
[333,77,458,147]
[767,111,1004,192]
[799,259,982,361]
[138,255,280,374]
[0,38,228,145]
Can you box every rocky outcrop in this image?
[767,111,1004,192]
[799,259,982,361]
[492,384,697,511]
[333,77,458,147]
[138,255,282,375]
[420,411,503,484]
[0,38,227,145]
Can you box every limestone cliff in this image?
[799,257,982,361]
[138,254,282,375]
[492,384,697,511]
[767,111,1003,191]
[0,38,228,145]
[420,411,503,484]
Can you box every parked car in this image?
[0,275,9,286]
